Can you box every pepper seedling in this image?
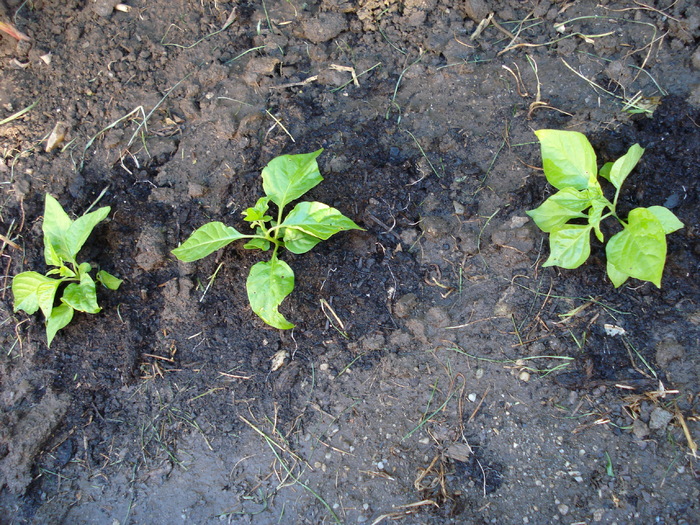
[527,129,683,288]
[172,149,363,329]
[12,194,122,346]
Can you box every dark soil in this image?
[1,1,699,523]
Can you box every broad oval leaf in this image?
[243,237,271,251]
[12,271,57,315]
[262,149,324,209]
[62,273,101,314]
[246,258,295,329]
[281,201,362,243]
[526,188,591,232]
[535,130,597,191]
[606,208,666,287]
[543,224,592,269]
[43,194,72,265]
[65,206,111,260]
[609,143,644,190]
[172,222,246,262]
[46,304,74,347]
[606,258,630,288]
[283,228,324,255]
[37,280,61,318]
[646,206,684,235]
[96,270,123,290]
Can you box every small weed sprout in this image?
[527,130,683,288]
[12,194,122,346]
[172,149,363,329]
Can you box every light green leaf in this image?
[243,197,272,223]
[46,304,74,347]
[526,188,591,232]
[246,257,295,329]
[12,271,57,315]
[65,206,110,260]
[243,237,271,251]
[606,258,630,288]
[172,222,247,262]
[281,201,362,245]
[646,206,684,235]
[543,224,592,269]
[606,208,667,287]
[262,149,324,209]
[43,195,110,265]
[588,199,608,242]
[96,270,123,290]
[535,130,597,191]
[283,228,324,255]
[609,144,644,190]
[599,162,613,182]
[36,280,61,318]
[62,273,101,314]
[43,194,72,265]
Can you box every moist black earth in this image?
[1,1,699,523]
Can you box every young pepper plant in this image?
[172,149,362,329]
[12,194,122,346]
[527,130,683,288]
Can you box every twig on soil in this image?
[264,109,295,142]
[404,129,441,181]
[0,99,39,127]
[161,8,236,48]
[269,75,318,90]
[371,501,439,525]
[224,45,267,65]
[320,298,348,338]
[385,50,424,122]
[200,262,223,302]
[240,414,341,523]
[330,62,381,93]
[403,376,464,440]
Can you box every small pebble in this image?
[518,370,531,382]
[468,393,477,402]
[319,363,329,371]
[558,504,569,515]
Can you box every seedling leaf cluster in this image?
[527,130,683,288]
[12,195,122,346]
[172,149,363,329]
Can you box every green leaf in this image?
[599,162,613,182]
[12,271,58,315]
[246,257,295,329]
[172,222,247,262]
[606,208,667,287]
[46,304,74,347]
[646,206,684,235]
[243,237,271,251]
[281,201,362,248]
[262,149,324,209]
[526,188,591,232]
[608,144,644,190]
[36,280,61,318]
[65,206,110,260]
[243,197,272,223]
[62,273,101,314]
[43,194,72,265]
[96,270,123,290]
[588,199,608,243]
[544,224,592,269]
[283,228,324,255]
[606,258,630,288]
[535,130,597,190]
[42,194,110,265]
